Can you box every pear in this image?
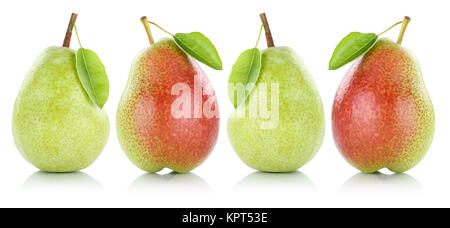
[12,14,109,172]
[333,38,434,173]
[227,14,325,172]
[116,18,219,173]
[332,18,435,173]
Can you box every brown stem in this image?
[259,13,275,48]
[141,16,155,45]
[62,13,78,48]
[397,16,411,45]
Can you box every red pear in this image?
[116,18,219,173]
[332,19,435,173]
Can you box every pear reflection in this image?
[129,172,211,194]
[22,171,102,192]
[340,172,423,195]
[235,171,317,193]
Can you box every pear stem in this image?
[62,13,78,48]
[397,16,411,45]
[259,13,275,48]
[141,16,154,45]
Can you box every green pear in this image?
[228,47,325,172]
[12,14,109,172]
[228,14,324,172]
[13,47,109,172]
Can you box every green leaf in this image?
[329,32,378,70]
[76,48,109,108]
[174,32,223,70]
[228,48,261,108]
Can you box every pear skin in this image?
[12,47,110,172]
[116,38,219,173]
[228,47,325,172]
[332,38,435,173]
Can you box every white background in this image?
[0,0,449,208]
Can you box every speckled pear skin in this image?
[116,38,219,173]
[332,38,435,173]
[12,47,110,172]
[228,47,325,172]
